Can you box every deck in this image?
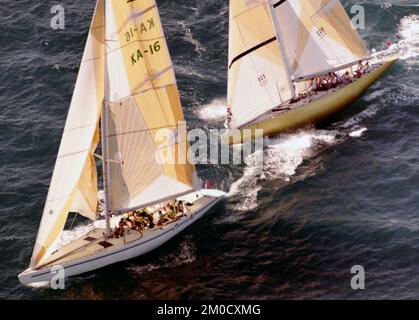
[39,192,217,270]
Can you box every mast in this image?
[101,102,112,237]
[102,0,111,237]
[267,0,297,100]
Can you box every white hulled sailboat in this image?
[224,0,398,144]
[19,0,225,286]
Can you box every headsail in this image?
[272,0,369,80]
[227,0,293,129]
[103,0,199,213]
[31,0,105,268]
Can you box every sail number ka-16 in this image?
[130,41,161,65]
[123,17,162,66]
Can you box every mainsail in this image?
[103,0,199,213]
[31,0,105,268]
[228,0,370,129]
[228,0,293,129]
[272,0,369,80]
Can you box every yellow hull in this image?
[225,59,397,145]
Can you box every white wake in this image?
[398,15,419,62]
[197,98,227,123]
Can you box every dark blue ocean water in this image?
[1,0,419,299]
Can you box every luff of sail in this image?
[103,0,199,213]
[31,0,105,268]
[228,0,293,129]
[272,0,369,80]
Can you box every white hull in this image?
[19,189,225,286]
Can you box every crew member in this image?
[224,105,232,129]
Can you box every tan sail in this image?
[227,0,293,129]
[273,0,369,79]
[30,0,105,268]
[103,0,199,212]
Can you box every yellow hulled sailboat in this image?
[224,0,398,144]
[19,0,225,286]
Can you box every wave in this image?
[197,98,226,123]
[226,107,381,210]
[176,20,206,57]
[225,129,338,211]
[261,129,338,181]
[336,104,378,129]
[228,161,262,212]
[126,236,196,274]
[349,127,368,138]
[398,15,419,62]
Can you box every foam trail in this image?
[177,20,206,57]
[197,98,226,122]
[26,281,50,288]
[349,127,368,138]
[228,153,262,211]
[338,104,379,129]
[398,15,419,62]
[226,129,337,212]
[370,15,419,66]
[226,107,382,211]
[262,130,337,181]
